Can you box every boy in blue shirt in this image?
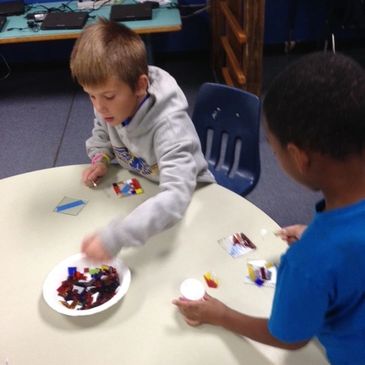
[173,52,365,364]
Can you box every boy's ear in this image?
[135,74,149,97]
[287,143,310,174]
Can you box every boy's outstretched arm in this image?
[173,294,309,350]
[81,232,111,262]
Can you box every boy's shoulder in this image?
[148,65,174,82]
[146,65,188,115]
[147,65,180,92]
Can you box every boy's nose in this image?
[93,99,107,114]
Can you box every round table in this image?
[0,165,328,364]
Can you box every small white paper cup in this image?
[180,278,205,301]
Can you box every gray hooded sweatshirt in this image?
[86,66,215,256]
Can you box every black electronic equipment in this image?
[40,11,88,30]
[0,0,24,16]
[0,15,6,31]
[110,3,152,22]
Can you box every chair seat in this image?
[209,166,256,196]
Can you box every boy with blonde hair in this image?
[70,18,214,261]
[173,53,365,365]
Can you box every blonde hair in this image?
[70,18,148,90]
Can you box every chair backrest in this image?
[192,83,261,196]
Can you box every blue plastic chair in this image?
[192,83,261,196]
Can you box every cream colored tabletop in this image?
[0,165,328,365]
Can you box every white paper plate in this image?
[43,253,131,316]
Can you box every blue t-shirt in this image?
[269,200,365,365]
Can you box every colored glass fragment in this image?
[57,265,120,310]
[112,178,144,197]
[247,260,276,287]
[203,272,219,288]
[219,232,257,258]
[232,233,256,249]
[254,278,264,286]
[68,267,77,277]
[54,197,87,216]
[112,183,120,195]
[55,200,86,212]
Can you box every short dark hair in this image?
[263,52,365,159]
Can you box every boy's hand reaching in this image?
[81,233,112,262]
[275,224,307,245]
[82,163,108,187]
[172,294,228,327]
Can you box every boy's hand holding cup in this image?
[173,278,227,327]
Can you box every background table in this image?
[0,165,328,364]
[0,1,181,44]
